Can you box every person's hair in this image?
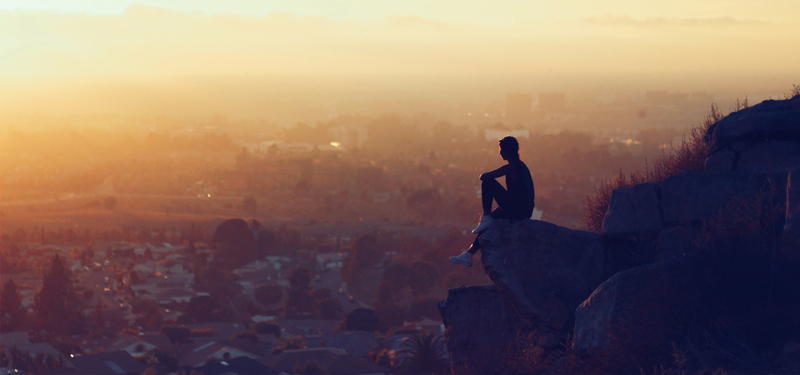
[499,136,520,159]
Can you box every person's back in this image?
[506,159,535,219]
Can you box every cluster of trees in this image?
[211,218,310,267]
[0,347,67,375]
[0,279,26,331]
[1,255,89,336]
[283,267,342,320]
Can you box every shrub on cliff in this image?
[582,103,724,233]
[584,83,800,233]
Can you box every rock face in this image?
[705,96,800,172]
[440,96,800,372]
[438,286,522,374]
[438,220,607,371]
[602,183,663,236]
[576,97,800,363]
[660,170,785,225]
[479,220,606,333]
[573,261,696,352]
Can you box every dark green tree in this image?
[33,254,86,335]
[254,285,284,306]
[0,278,26,331]
[93,301,106,333]
[151,348,178,373]
[285,268,316,318]
[4,347,67,374]
[160,324,192,343]
[341,236,381,287]
[212,218,272,267]
[194,264,241,301]
[178,295,231,324]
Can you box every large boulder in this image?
[602,182,663,236]
[736,140,800,173]
[573,261,698,359]
[438,285,522,374]
[659,170,786,226]
[478,220,606,335]
[706,96,800,155]
[705,96,800,173]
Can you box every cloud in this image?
[583,14,768,28]
[0,5,797,78]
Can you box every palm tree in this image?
[398,331,450,374]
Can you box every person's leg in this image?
[467,236,481,254]
[474,179,510,233]
[482,179,509,215]
[450,236,481,266]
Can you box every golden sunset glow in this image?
[2,1,800,77]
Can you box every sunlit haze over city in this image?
[1,2,800,374]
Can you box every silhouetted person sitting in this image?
[450,136,535,267]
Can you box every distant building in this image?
[68,351,148,375]
[196,357,278,375]
[102,334,173,359]
[328,125,368,149]
[506,93,533,120]
[538,93,566,114]
[179,340,264,368]
[316,252,345,270]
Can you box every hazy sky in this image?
[2,1,799,77]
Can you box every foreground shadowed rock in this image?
[439,220,607,372]
[479,220,606,339]
[438,286,521,374]
[440,95,800,374]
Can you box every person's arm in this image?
[479,164,512,181]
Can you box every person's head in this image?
[498,136,520,160]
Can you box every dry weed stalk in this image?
[582,103,721,233]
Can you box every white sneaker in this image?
[471,214,493,234]
[449,250,473,267]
